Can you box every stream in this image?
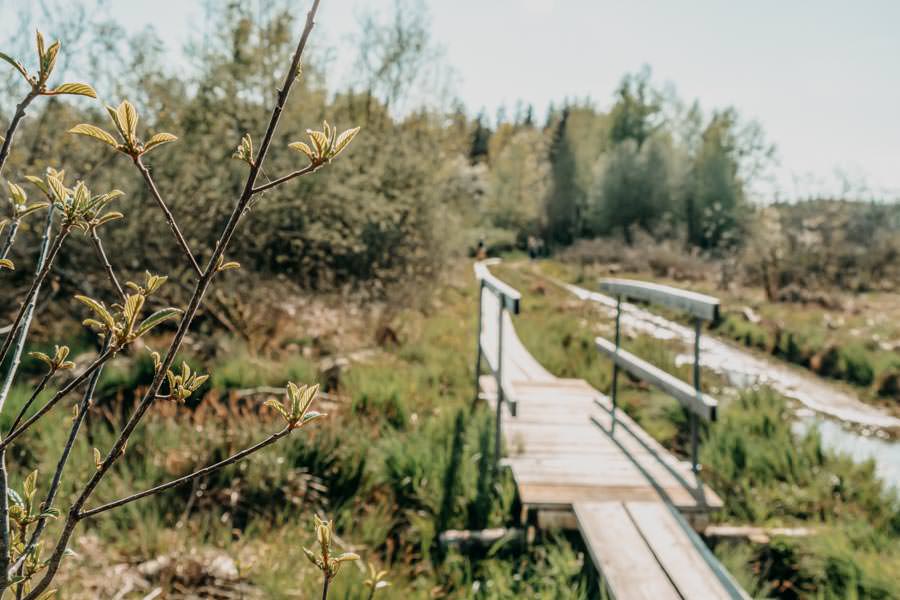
[561,281,900,489]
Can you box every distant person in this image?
[527,236,538,260]
[475,238,487,260]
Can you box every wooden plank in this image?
[575,502,680,600]
[626,502,734,599]
[599,278,720,321]
[596,337,717,421]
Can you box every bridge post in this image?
[473,280,485,406]
[691,318,702,473]
[610,296,622,420]
[495,298,505,467]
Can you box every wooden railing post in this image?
[691,318,702,473]
[494,297,505,467]
[611,296,622,420]
[472,280,485,407]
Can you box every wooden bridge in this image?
[473,261,749,600]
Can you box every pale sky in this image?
[6,1,900,200]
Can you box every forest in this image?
[1,0,898,598]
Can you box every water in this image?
[562,281,900,489]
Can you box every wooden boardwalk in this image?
[475,263,748,600]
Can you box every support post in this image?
[691,318,702,474]
[494,298,505,467]
[473,280,485,407]
[610,296,622,419]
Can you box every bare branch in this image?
[0,224,72,367]
[22,3,323,596]
[80,427,291,519]
[89,228,126,301]
[0,350,114,452]
[133,157,202,277]
[6,373,52,435]
[250,163,321,194]
[0,90,39,176]
[0,220,20,262]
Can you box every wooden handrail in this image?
[596,338,717,421]
[475,261,521,314]
[599,278,719,321]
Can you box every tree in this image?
[608,67,662,149]
[684,109,749,249]
[544,107,583,245]
[469,111,491,163]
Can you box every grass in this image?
[5,258,898,598]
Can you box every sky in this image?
[7,0,900,200]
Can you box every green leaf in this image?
[0,51,28,79]
[6,489,24,509]
[46,82,97,98]
[117,100,138,143]
[264,398,289,422]
[136,307,182,337]
[94,211,124,227]
[332,127,361,158]
[40,40,60,80]
[289,141,314,161]
[23,470,38,501]
[28,351,53,369]
[142,132,178,154]
[19,202,49,219]
[68,124,118,148]
[74,295,115,330]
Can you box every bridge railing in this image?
[473,261,521,465]
[595,278,720,473]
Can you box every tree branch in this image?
[0,220,20,262]
[22,3,323,596]
[0,350,114,452]
[6,338,112,579]
[250,163,321,194]
[0,224,72,367]
[133,157,202,277]
[6,373,52,435]
[0,91,38,176]
[80,426,291,519]
[89,228,126,301]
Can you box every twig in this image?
[250,163,320,194]
[133,157,202,277]
[0,91,39,176]
[0,206,54,591]
[0,220,20,261]
[0,351,114,452]
[7,338,112,579]
[89,227,126,301]
[22,2,323,596]
[7,373,52,435]
[0,223,72,367]
[80,427,291,518]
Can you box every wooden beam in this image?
[475,261,521,314]
[599,278,720,321]
[596,337,717,421]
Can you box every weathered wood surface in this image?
[599,278,721,321]
[576,502,748,600]
[477,264,747,599]
[595,337,718,421]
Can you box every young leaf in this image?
[93,448,102,469]
[332,127,361,158]
[117,100,138,143]
[142,132,178,154]
[289,141,315,162]
[40,40,60,80]
[68,124,118,148]
[0,51,28,80]
[136,307,183,337]
[35,31,46,61]
[28,351,53,369]
[23,470,38,501]
[74,295,116,330]
[46,83,97,98]
[0,259,14,271]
